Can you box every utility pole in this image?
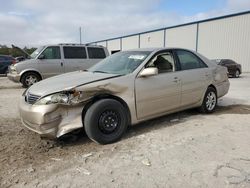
[79,27,82,44]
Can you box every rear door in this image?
[0,56,9,74]
[174,50,209,107]
[37,46,64,78]
[135,50,181,120]
[63,46,89,72]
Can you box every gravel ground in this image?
[0,75,250,188]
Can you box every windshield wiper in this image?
[93,70,109,74]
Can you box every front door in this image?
[38,46,64,78]
[135,51,181,120]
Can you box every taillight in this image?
[12,60,17,64]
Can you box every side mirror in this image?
[38,54,45,59]
[139,67,158,77]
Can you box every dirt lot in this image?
[1,75,250,188]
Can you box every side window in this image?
[63,47,86,59]
[147,52,175,73]
[41,46,61,59]
[226,60,235,65]
[176,50,207,70]
[87,47,106,59]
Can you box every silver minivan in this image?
[7,44,109,87]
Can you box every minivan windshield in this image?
[88,51,151,75]
[30,46,45,59]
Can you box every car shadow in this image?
[58,104,250,146]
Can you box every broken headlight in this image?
[34,90,82,105]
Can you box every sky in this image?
[0,0,250,47]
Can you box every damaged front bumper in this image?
[19,96,84,138]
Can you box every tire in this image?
[84,99,128,144]
[21,72,41,88]
[3,67,8,75]
[234,69,240,78]
[199,87,217,113]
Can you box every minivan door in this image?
[37,46,64,78]
[63,46,107,72]
[63,46,91,72]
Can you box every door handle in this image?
[61,62,63,66]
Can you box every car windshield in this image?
[88,51,151,75]
[30,46,45,59]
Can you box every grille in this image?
[25,93,41,104]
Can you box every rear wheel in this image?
[84,99,128,144]
[234,69,240,78]
[3,67,8,75]
[21,72,41,88]
[199,87,217,113]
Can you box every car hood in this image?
[12,44,31,59]
[27,71,121,96]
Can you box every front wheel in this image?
[199,87,217,113]
[84,99,128,144]
[21,72,41,88]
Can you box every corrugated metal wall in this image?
[122,35,139,50]
[91,12,250,72]
[198,14,250,72]
[140,30,165,48]
[165,24,197,51]
[107,39,120,54]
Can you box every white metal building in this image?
[88,11,250,72]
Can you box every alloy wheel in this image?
[25,75,38,86]
[206,91,216,111]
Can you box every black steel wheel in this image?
[84,99,128,144]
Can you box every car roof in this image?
[0,54,12,56]
[55,44,105,48]
[125,47,202,54]
[0,55,13,58]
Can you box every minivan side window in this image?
[41,46,61,59]
[176,50,207,70]
[63,47,87,59]
[87,47,106,59]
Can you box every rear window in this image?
[176,50,207,70]
[63,47,86,59]
[87,47,106,59]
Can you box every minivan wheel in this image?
[199,87,217,113]
[21,72,41,88]
[234,70,240,78]
[84,99,128,144]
